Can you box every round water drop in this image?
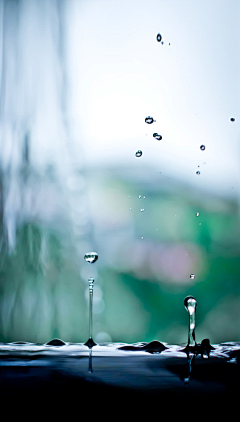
[156,33,162,42]
[140,209,145,212]
[135,150,142,157]
[190,274,195,280]
[145,116,155,124]
[230,117,235,122]
[84,252,98,264]
[196,171,200,175]
[138,195,142,199]
[153,133,162,141]
[200,145,205,151]
[196,212,199,217]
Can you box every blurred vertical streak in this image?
[0,0,97,341]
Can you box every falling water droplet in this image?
[140,209,145,212]
[145,116,155,124]
[135,150,142,157]
[196,212,199,217]
[84,252,98,264]
[230,117,235,122]
[200,145,205,151]
[196,171,200,175]
[190,274,195,279]
[153,133,162,141]
[156,33,162,42]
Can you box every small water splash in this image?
[156,33,162,42]
[153,133,162,141]
[184,296,197,348]
[84,252,98,263]
[135,150,143,157]
[200,145,206,151]
[145,116,155,124]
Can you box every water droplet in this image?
[199,223,201,225]
[145,116,155,124]
[230,117,235,122]
[156,33,162,42]
[200,145,205,151]
[138,195,142,199]
[135,150,142,157]
[84,252,98,264]
[196,212,199,217]
[161,41,164,44]
[130,208,132,210]
[190,274,195,279]
[184,296,197,312]
[196,171,200,175]
[153,133,162,141]
[140,209,145,212]
[143,196,145,199]
[141,236,144,239]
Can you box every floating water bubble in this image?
[196,171,200,175]
[135,150,142,157]
[190,274,195,279]
[84,252,98,264]
[196,212,199,217]
[156,33,162,42]
[230,117,235,122]
[184,296,197,347]
[145,116,155,124]
[200,145,205,151]
[153,133,162,141]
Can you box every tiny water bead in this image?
[200,145,205,151]
[190,274,195,279]
[196,212,199,217]
[196,171,200,175]
[135,150,142,157]
[140,208,145,212]
[145,116,155,124]
[153,133,162,141]
[84,252,98,264]
[230,117,235,122]
[156,33,162,42]
[138,195,141,198]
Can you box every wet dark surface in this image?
[0,340,239,414]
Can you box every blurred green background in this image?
[0,0,240,345]
[0,169,239,345]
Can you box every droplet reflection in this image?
[156,33,162,42]
[135,150,142,157]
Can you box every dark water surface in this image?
[0,340,239,414]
